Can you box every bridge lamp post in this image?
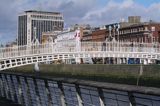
[32,27,40,73]
[114,25,116,41]
[116,24,121,64]
[108,26,112,64]
[108,26,112,50]
[116,24,120,52]
[117,24,120,43]
[113,25,117,52]
[109,26,112,41]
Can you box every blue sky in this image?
[136,0,160,6]
[98,0,160,7]
[1,0,160,45]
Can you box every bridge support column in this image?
[112,58,114,64]
[126,58,129,64]
[117,58,121,64]
[115,58,117,64]
[121,58,124,64]
[9,59,12,67]
[102,58,105,64]
[148,59,153,64]
[113,58,116,64]
[124,58,126,64]
[108,57,111,64]
[140,59,143,64]
[75,58,81,64]
[122,58,126,64]
[115,58,118,64]
[119,58,122,64]
[144,59,148,65]
[123,58,125,64]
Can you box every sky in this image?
[1,0,160,44]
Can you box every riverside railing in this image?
[0,72,160,106]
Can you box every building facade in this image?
[118,22,160,43]
[92,29,107,42]
[41,31,62,44]
[81,25,110,42]
[18,10,64,45]
[55,30,82,42]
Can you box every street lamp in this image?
[109,25,112,42]
[116,24,120,43]
[32,27,39,45]
[114,25,116,40]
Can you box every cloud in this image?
[82,0,160,26]
[1,0,160,44]
[83,0,144,25]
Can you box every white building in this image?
[18,10,64,45]
[55,31,79,42]
[54,29,82,64]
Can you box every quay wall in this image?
[9,64,160,87]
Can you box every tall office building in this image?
[18,10,64,45]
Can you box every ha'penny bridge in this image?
[1,41,160,70]
[1,41,160,106]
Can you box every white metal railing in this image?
[0,41,160,60]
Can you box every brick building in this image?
[81,16,160,43]
[92,29,107,41]
[118,22,160,43]
[81,28,109,42]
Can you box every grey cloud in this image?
[1,0,160,44]
[0,0,97,44]
[53,0,98,25]
[82,0,160,26]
